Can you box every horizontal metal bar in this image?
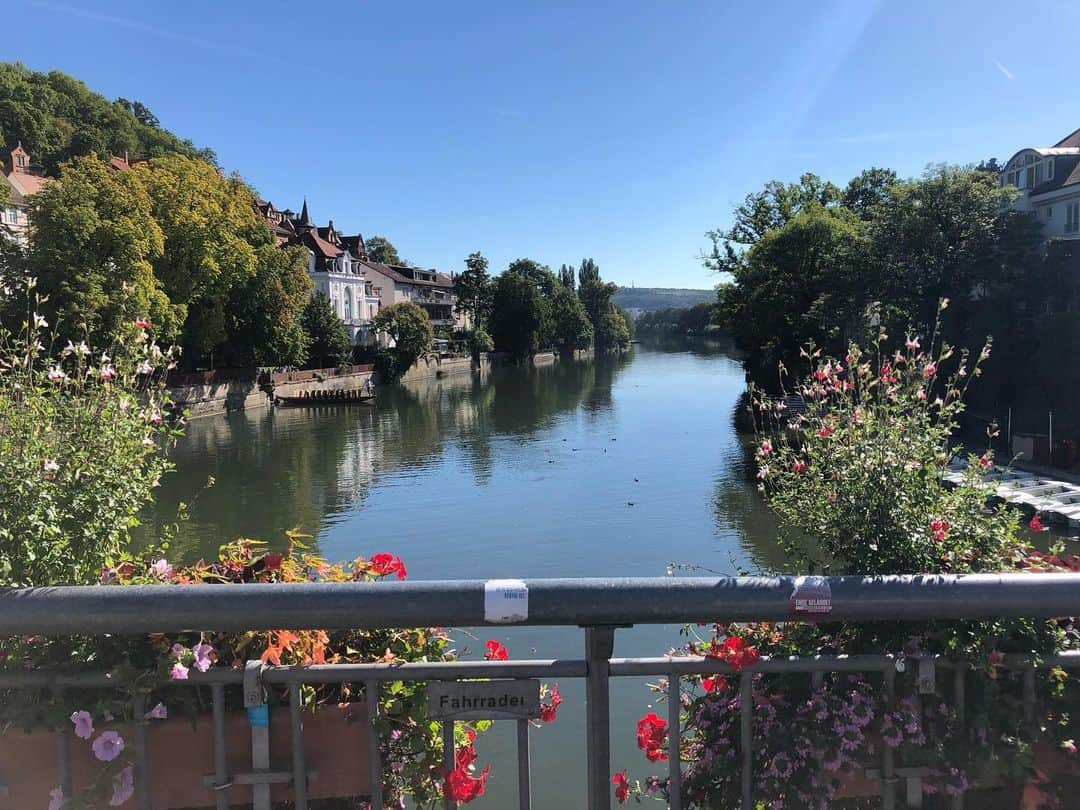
[3,574,1080,634]
[2,652,1076,690]
[201,770,319,787]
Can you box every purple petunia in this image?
[109,764,135,806]
[92,730,125,762]
[70,710,94,739]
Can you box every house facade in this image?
[2,144,50,246]
[256,200,384,346]
[1001,127,1080,240]
[359,260,467,332]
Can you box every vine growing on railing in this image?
[616,306,1080,806]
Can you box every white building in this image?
[1001,128,1080,240]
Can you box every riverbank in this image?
[168,349,595,419]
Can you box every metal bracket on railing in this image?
[244,660,272,810]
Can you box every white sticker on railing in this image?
[484,579,529,623]
[789,575,832,615]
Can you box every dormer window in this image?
[16,155,25,169]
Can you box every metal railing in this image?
[1,573,1079,810]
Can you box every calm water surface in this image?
[148,340,783,808]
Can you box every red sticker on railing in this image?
[789,576,832,615]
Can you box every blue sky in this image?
[9,0,1080,287]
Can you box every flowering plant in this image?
[1,540,488,808]
[618,312,1080,806]
[0,281,181,587]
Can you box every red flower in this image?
[791,461,807,473]
[636,712,668,762]
[1030,515,1046,533]
[262,554,284,572]
[706,635,760,671]
[702,675,728,694]
[134,317,151,330]
[930,518,949,542]
[446,764,490,803]
[922,362,937,379]
[455,729,478,769]
[539,684,562,722]
[484,640,509,661]
[817,425,835,439]
[612,770,630,804]
[369,553,407,580]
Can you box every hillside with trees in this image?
[612,286,715,312]
[0,62,214,173]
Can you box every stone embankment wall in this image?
[169,349,590,419]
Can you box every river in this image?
[146,339,784,807]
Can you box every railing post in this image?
[585,626,616,810]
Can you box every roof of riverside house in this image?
[5,170,50,201]
[359,260,455,289]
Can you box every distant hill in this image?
[613,287,716,313]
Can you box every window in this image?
[15,155,25,169]
[1048,158,1055,181]
[1047,206,1053,219]
[1066,202,1080,233]
[5,208,16,224]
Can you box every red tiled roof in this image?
[6,172,50,199]
[109,156,131,172]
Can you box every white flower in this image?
[33,313,48,329]
[99,365,116,381]
[137,360,153,375]
[43,460,59,472]
[47,366,67,381]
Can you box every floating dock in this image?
[945,461,1080,528]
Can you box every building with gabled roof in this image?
[2,143,51,245]
[358,260,465,331]
[1001,127,1080,240]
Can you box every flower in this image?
[33,313,48,329]
[99,364,116,381]
[445,763,490,803]
[977,452,993,470]
[146,702,168,720]
[987,649,1004,679]
[706,635,760,671]
[905,336,921,351]
[1030,515,1047,532]
[109,764,135,806]
[922,362,937,379]
[134,317,151,330]
[702,675,728,694]
[47,366,67,381]
[636,712,668,761]
[930,518,949,542]
[369,553,408,580]
[48,787,64,810]
[483,639,509,661]
[613,770,630,804]
[817,425,835,439]
[70,710,94,739]
[539,684,563,723]
[759,440,773,456]
[192,641,214,672]
[137,360,153,375]
[92,730,125,762]
[170,662,189,680]
[149,559,173,580]
[791,461,807,473]
[1063,739,1077,754]
[43,460,59,473]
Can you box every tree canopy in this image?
[372,301,433,380]
[365,235,403,266]
[301,293,351,369]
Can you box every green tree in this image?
[134,154,270,364]
[231,244,312,367]
[718,204,868,388]
[301,293,351,369]
[454,251,492,329]
[506,259,557,347]
[703,173,842,277]
[490,271,543,361]
[550,283,592,355]
[25,155,176,345]
[841,167,898,219]
[576,257,617,328]
[365,235,403,265]
[558,263,576,289]
[595,307,631,352]
[372,301,433,380]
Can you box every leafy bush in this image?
[0,284,179,586]
[372,301,433,381]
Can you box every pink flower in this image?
[109,764,134,806]
[134,318,151,330]
[905,336,920,351]
[930,518,949,542]
[192,642,214,673]
[92,730,125,762]
[149,559,173,580]
[170,662,189,680]
[791,461,807,473]
[1063,739,1076,754]
[817,425,835,439]
[48,787,64,810]
[922,362,937,379]
[1030,515,1047,532]
[916,390,927,401]
[70,709,94,739]
[146,702,167,720]
[977,452,993,470]
[47,366,67,381]
[759,440,773,456]
[99,364,116,381]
